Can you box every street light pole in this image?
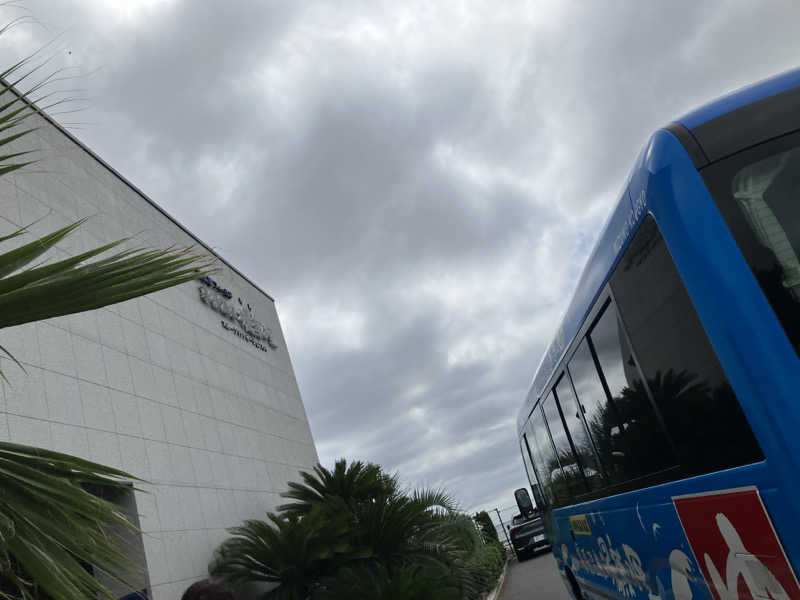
[495,507,511,548]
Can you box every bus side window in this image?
[542,390,586,498]
[610,215,763,475]
[520,437,536,486]
[567,338,632,485]
[587,301,674,478]
[521,435,547,509]
[527,404,567,504]
[524,421,553,506]
[554,373,604,491]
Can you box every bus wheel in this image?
[565,568,585,600]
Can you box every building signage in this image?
[198,276,278,352]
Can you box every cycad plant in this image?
[279,459,398,517]
[317,563,461,600]
[211,459,506,599]
[209,510,352,600]
[0,50,212,599]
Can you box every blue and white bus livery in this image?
[516,68,800,599]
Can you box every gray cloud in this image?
[2,0,799,512]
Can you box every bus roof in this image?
[678,66,800,129]
[516,67,800,435]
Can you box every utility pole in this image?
[495,507,511,548]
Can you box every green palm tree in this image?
[210,510,352,600]
[212,460,505,599]
[280,459,461,574]
[351,488,459,572]
[0,57,212,599]
[278,459,398,517]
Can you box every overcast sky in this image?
[2,1,799,514]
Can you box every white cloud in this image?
[2,0,798,513]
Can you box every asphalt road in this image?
[498,551,572,600]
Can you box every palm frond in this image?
[278,459,397,516]
[0,442,141,600]
[0,233,213,330]
[210,510,351,599]
[409,488,458,513]
[0,47,214,600]
[0,228,212,599]
[0,218,213,387]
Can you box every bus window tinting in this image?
[521,435,546,508]
[704,135,800,356]
[588,302,673,478]
[542,392,585,497]
[520,438,536,486]
[524,421,553,505]
[529,404,565,503]
[554,374,603,491]
[610,215,763,474]
[566,338,628,485]
[520,436,544,506]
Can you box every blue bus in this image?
[516,67,800,600]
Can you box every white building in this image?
[0,101,318,599]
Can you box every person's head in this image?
[181,579,234,600]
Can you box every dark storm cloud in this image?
[3,0,800,511]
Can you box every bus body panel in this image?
[552,462,786,599]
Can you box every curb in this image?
[485,560,509,600]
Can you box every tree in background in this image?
[211,459,507,599]
[473,511,499,544]
[0,53,212,599]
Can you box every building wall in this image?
[0,107,318,599]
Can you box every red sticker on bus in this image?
[673,487,800,600]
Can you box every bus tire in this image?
[565,567,585,600]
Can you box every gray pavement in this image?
[498,551,572,600]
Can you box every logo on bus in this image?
[673,487,800,600]
[570,514,592,536]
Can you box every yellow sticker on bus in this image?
[569,514,591,535]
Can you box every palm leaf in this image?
[0,50,214,599]
[0,235,213,330]
[278,459,398,516]
[0,230,212,599]
[0,442,142,600]
[210,510,352,598]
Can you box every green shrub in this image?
[463,540,506,596]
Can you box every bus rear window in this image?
[704,133,800,354]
